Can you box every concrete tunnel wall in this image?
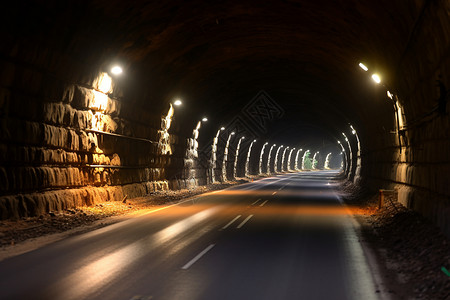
[362,1,450,236]
[0,1,450,238]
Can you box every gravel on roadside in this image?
[340,181,450,300]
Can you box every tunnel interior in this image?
[0,1,449,236]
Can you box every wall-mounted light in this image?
[231,132,235,135]
[387,91,393,99]
[202,117,208,122]
[174,99,182,106]
[371,74,381,84]
[221,127,225,130]
[359,63,368,71]
[111,66,123,75]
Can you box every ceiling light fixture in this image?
[371,74,381,84]
[359,63,368,71]
[111,66,123,75]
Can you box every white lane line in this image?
[259,200,269,207]
[237,215,253,229]
[182,244,215,270]
[221,215,241,230]
[251,199,261,206]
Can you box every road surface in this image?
[0,171,384,300]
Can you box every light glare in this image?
[202,117,208,122]
[174,99,182,106]
[97,72,113,94]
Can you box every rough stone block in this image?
[79,131,89,151]
[105,98,121,116]
[122,183,146,199]
[0,196,20,219]
[62,84,75,103]
[67,129,79,151]
[110,153,121,166]
[6,119,42,145]
[43,124,67,148]
[72,85,94,109]
[42,102,65,125]
[87,132,98,150]
[144,182,154,193]
[106,186,124,202]
[61,104,75,126]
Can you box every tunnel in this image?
[0,0,449,242]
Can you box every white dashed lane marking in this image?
[237,215,253,229]
[182,244,215,270]
[221,215,241,230]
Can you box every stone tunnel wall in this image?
[0,54,188,219]
[364,0,450,237]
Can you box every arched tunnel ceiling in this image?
[6,0,425,149]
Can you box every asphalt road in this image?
[0,171,383,300]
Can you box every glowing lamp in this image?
[359,63,368,71]
[202,117,208,122]
[387,91,393,99]
[174,99,182,106]
[371,74,381,84]
[111,66,123,75]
